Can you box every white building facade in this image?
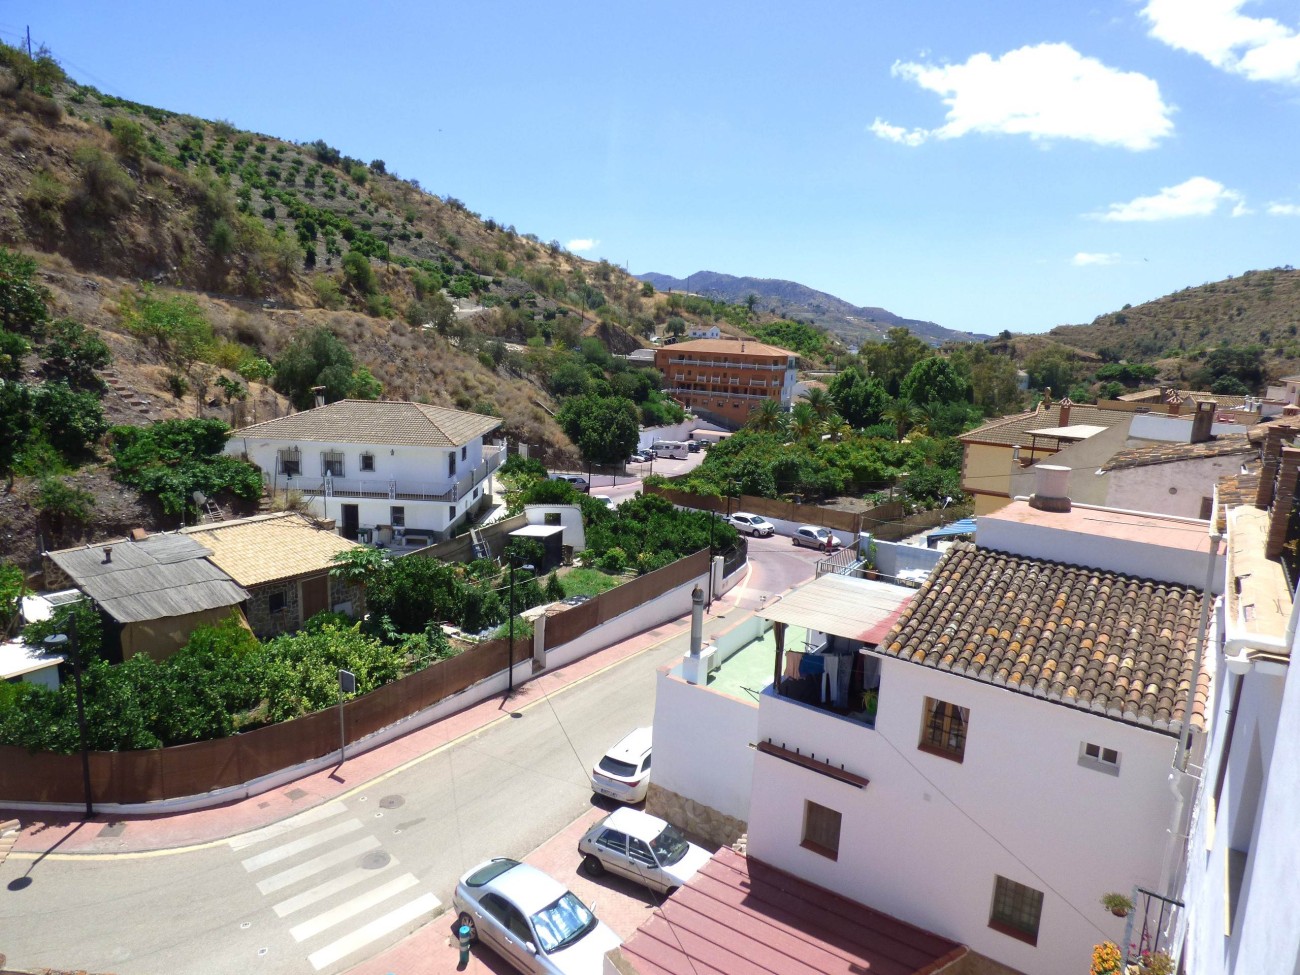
[227,399,503,545]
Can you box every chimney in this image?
[1028,464,1072,513]
[1058,397,1073,427]
[1191,400,1216,444]
[102,545,113,564]
[312,385,326,409]
[1166,389,1183,416]
[130,527,148,541]
[1256,426,1288,508]
[1266,447,1300,558]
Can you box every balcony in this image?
[664,358,788,371]
[664,387,779,402]
[289,445,505,503]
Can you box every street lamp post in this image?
[506,559,535,696]
[45,617,93,819]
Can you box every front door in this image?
[341,504,359,541]
[300,575,329,623]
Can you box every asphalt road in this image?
[0,534,819,975]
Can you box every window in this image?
[448,505,457,520]
[920,697,968,762]
[544,512,561,526]
[1079,742,1121,775]
[448,452,457,476]
[989,875,1043,945]
[268,591,286,614]
[359,452,375,472]
[596,828,627,855]
[461,445,468,461]
[322,450,344,477]
[801,800,842,860]
[277,448,301,477]
[390,506,405,528]
[628,838,657,867]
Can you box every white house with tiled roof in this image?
[734,476,1223,975]
[226,399,504,546]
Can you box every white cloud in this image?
[1143,0,1300,83]
[1091,176,1245,221]
[871,43,1174,150]
[1072,252,1121,266]
[1268,202,1300,215]
[566,238,598,252]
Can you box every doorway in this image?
[341,504,359,541]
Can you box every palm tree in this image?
[823,413,851,443]
[883,398,923,442]
[749,399,787,433]
[790,402,819,440]
[801,386,834,422]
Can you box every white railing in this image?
[665,358,788,371]
[312,445,504,503]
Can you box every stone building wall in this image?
[245,579,299,638]
[646,783,747,848]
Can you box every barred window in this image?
[989,875,1043,945]
[920,697,968,762]
[322,450,344,477]
[359,452,375,472]
[801,800,841,860]
[277,448,301,477]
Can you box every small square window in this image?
[920,697,968,762]
[801,800,841,861]
[1080,742,1121,775]
[989,875,1043,945]
[544,512,561,526]
[268,592,286,614]
[359,453,375,472]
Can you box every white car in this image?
[577,808,712,895]
[792,525,843,550]
[452,858,621,975]
[591,494,613,507]
[590,727,652,803]
[728,512,775,537]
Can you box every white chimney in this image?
[1028,464,1072,513]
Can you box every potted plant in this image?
[1101,892,1134,917]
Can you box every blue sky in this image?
[2,1,1299,335]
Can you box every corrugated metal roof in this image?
[617,847,966,975]
[231,399,502,447]
[182,512,363,587]
[757,574,915,642]
[49,535,247,623]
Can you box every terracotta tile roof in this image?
[231,399,501,447]
[1116,388,1254,409]
[617,847,965,975]
[960,403,1129,446]
[659,338,795,358]
[182,513,364,587]
[1101,433,1254,472]
[878,542,1207,733]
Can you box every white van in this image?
[651,440,689,460]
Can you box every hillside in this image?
[1046,267,1300,368]
[636,270,985,348]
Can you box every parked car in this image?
[628,451,652,464]
[549,473,590,491]
[591,495,613,507]
[578,808,712,895]
[590,727,652,803]
[687,440,700,453]
[728,512,775,537]
[792,525,843,550]
[453,858,621,975]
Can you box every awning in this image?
[756,574,914,643]
[926,518,977,547]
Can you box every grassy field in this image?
[559,567,622,598]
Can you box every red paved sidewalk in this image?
[5,577,750,859]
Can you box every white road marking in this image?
[290,874,422,942]
[272,862,395,917]
[240,819,364,872]
[307,893,440,970]
[228,801,347,851]
[256,836,381,895]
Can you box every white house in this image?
[686,324,721,340]
[1178,444,1300,975]
[226,399,504,546]
[656,472,1223,975]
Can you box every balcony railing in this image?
[664,358,788,371]
[277,445,505,503]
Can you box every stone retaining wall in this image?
[646,783,747,848]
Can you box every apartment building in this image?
[653,338,797,427]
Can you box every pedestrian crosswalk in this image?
[230,800,440,972]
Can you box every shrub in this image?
[41,318,111,392]
[29,382,107,458]
[69,147,135,222]
[110,418,261,515]
[342,251,377,295]
[34,475,95,528]
[109,116,147,161]
[597,547,628,574]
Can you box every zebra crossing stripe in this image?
[256,836,380,895]
[289,874,422,942]
[240,819,364,872]
[272,862,395,918]
[307,892,440,971]
[228,801,347,852]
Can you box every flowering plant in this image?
[1091,941,1123,975]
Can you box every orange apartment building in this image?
[653,339,798,427]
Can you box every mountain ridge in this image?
[636,270,987,348]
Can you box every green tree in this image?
[0,247,51,336]
[121,286,215,377]
[30,382,107,458]
[789,402,820,440]
[800,385,834,421]
[1023,349,1078,396]
[273,327,382,409]
[899,357,969,407]
[666,316,687,339]
[827,366,888,429]
[342,251,378,296]
[41,319,110,393]
[747,399,787,433]
[859,328,931,396]
[556,395,640,466]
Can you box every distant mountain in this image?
[636,270,986,347]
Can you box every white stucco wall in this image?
[230,436,484,489]
[1104,455,1248,520]
[1128,413,1250,442]
[746,657,1180,975]
[652,670,757,822]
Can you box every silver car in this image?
[792,524,843,550]
[452,858,621,974]
[578,807,712,895]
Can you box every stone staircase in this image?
[0,818,20,869]
[100,369,156,420]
